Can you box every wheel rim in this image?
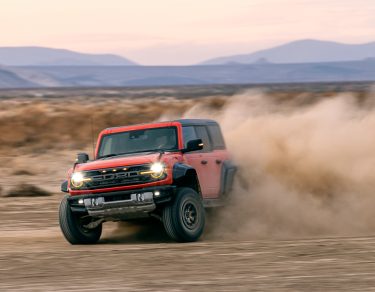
[182,201,198,230]
[75,214,95,234]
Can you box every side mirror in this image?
[76,153,89,164]
[182,139,204,153]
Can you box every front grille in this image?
[74,164,161,190]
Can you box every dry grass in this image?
[0,97,196,154]
[0,82,372,156]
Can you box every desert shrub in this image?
[12,169,35,176]
[5,184,52,197]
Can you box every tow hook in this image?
[84,218,104,229]
[150,213,162,222]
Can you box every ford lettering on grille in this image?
[75,164,154,190]
[91,171,139,181]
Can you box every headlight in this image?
[71,172,84,188]
[149,162,165,178]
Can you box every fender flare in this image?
[173,163,195,180]
[61,180,69,193]
[172,163,202,196]
[220,160,237,197]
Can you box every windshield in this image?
[98,126,178,158]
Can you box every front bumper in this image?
[68,186,175,220]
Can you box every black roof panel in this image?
[104,119,219,131]
[174,119,218,126]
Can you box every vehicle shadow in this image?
[99,219,174,244]
[99,210,221,244]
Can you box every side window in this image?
[208,125,226,149]
[182,126,197,147]
[194,126,212,152]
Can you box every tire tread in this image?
[59,195,102,244]
[162,187,205,242]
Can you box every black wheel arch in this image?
[61,180,68,193]
[172,163,202,198]
[219,160,237,197]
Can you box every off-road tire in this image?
[59,195,102,244]
[163,187,205,242]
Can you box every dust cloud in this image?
[2,87,375,239]
[183,90,375,239]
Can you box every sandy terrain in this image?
[2,195,375,291]
[1,83,375,291]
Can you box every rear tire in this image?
[59,195,102,244]
[163,187,205,242]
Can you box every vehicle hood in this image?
[74,153,161,172]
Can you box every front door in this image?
[182,126,219,198]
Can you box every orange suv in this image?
[59,119,236,244]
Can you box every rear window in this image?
[208,124,226,149]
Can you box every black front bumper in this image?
[67,186,176,218]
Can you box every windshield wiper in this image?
[98,148,177,160]
[98,153,124,159]
[98,150,155,160]
[129,148,178,155]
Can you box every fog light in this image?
[78,199,84,204]
[154,191,161,197]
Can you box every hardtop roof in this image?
[174,119,218,126]
[104,119,219,132]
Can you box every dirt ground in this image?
[1,195,375,291]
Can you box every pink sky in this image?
[1,0,374,65]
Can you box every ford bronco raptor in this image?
[59,119,236,244]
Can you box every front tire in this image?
[59,195,102,244]
[163,187,205,242]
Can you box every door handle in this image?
[201,160,208,165]
[216,159,222,164]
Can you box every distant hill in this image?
[0,59,375,88]
[0,47,137,66]
[0,65,66,87]
[201,39,375,65]
[0,66,37,88]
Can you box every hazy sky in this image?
[1,0,374,65]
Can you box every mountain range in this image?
[200,39,375,65]
[0,47,137,66]
[0,59,374,88]
[0,40,375,88]
[0,40,375,67]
